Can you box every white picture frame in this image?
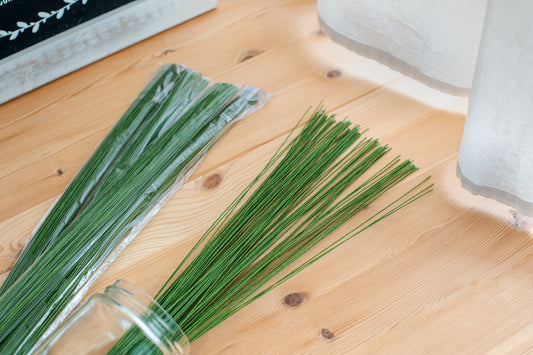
[0,0,218,104]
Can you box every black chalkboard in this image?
[0,0,137,60]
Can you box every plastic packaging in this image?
[35,280,190,355]
[0,64,184,296]
[0,64,271,353]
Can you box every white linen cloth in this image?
[318,0,533,215]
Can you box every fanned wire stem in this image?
[109,107,433,353]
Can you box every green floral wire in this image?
[0,64,182,296]
[0,69,265,353]
[108,108,432,353]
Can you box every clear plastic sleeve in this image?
[0,64,184,295]
[0,64,271,353]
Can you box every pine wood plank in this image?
[0,0,398,223]
[0,0,532,353]
[0,0,311,222]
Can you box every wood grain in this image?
[1,0,532,353]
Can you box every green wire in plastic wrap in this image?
[0,64,271,354]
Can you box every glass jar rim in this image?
[105,280,189,355]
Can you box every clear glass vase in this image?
[36,280,190,355]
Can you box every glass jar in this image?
[36,280,190,355]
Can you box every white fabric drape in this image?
[318,0,533,215]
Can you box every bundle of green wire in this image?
[108,107,433,354]
[0,64,269,353]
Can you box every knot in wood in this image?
[202,173,223,190]
[284,292,305,307]
[325,69,342,79]
[239,48,265,63]
[321,328,335,340]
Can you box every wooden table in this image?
[1,0,532,353]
